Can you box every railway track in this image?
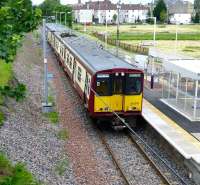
[95,122,188,185]
[95,124,168,185]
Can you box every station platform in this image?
[144,88,200,141]
[143,98,200,162]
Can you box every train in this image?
[46,23,144,127]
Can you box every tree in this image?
[153,0,167,23]
[194,0,200,23]
[113,14,117,23]
[39,0,60,16]
[39,0,72,27]
[0,0,41,63]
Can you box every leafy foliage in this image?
[0,0,42,63]
[153,0,167,23]
[0,153,40,185]
[39,0,72,27]
[0,84,26,102]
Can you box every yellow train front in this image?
[89,69,144,127]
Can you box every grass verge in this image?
[0,153,40,185]
[111,32,200,41]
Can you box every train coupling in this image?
[112,117,127,130]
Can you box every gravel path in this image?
[0,33,76,185]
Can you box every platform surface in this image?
[143,98,200,163]
[144,88,200,141]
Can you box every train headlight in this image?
[115,72,119,76]
[121,72,125,76]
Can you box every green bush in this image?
[0,84,26,102]
[0,153,40,185]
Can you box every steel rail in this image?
[96,126,132,185]
[127,130,174,185]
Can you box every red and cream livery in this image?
[46,23,144,125]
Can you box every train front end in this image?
[89,68,144,126]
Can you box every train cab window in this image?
[125,74,142,95]
[96,74,111,96]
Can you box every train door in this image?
[111,73,124,111]
[72,59,76,82]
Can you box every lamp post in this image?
[67,11,72,35]
[175,21,178,53]
[147,16,156,46]
[60,12,66,25]
[42,19,52,112]
[105,6,108,48]
[116,0,121,57]
[55,12,58,24]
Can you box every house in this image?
[72,0,149,24]
[168,0,194,24]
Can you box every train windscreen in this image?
[96,74,111,96]
[125,74,142,95]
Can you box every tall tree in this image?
[39,0,60,16]
[0,0,41,62]
[153,0,167,23]
[194,0,200,23]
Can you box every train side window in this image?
[69,57,72,69]
[77,67,82,82]
[96,74,111,96]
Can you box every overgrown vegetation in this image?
[0,112,5,127]
[44,111,59,124]
[0,84,26,102]
[55,157,69,176]
[0,153,40,185]
[57,129,69,140]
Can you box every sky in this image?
[31,0,194,5]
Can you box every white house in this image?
[79,9,93,23]
[73,0,149,24]
[168,0,193,24]
[170,13,192,24]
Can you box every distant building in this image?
[168,0,194,24]
[72,0,149,24]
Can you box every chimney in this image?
[78,0,81,4]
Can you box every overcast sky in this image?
[31,0,194,5]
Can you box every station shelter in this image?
[161,59,200,122]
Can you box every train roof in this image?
[46,23,139,73]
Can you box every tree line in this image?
[39,0,73,27]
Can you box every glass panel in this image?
[96,74,111,96]
[125,74,142,95]
[113,77,123,94]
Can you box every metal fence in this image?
[93,32,149,55]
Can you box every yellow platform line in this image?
[143,98,200,149]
